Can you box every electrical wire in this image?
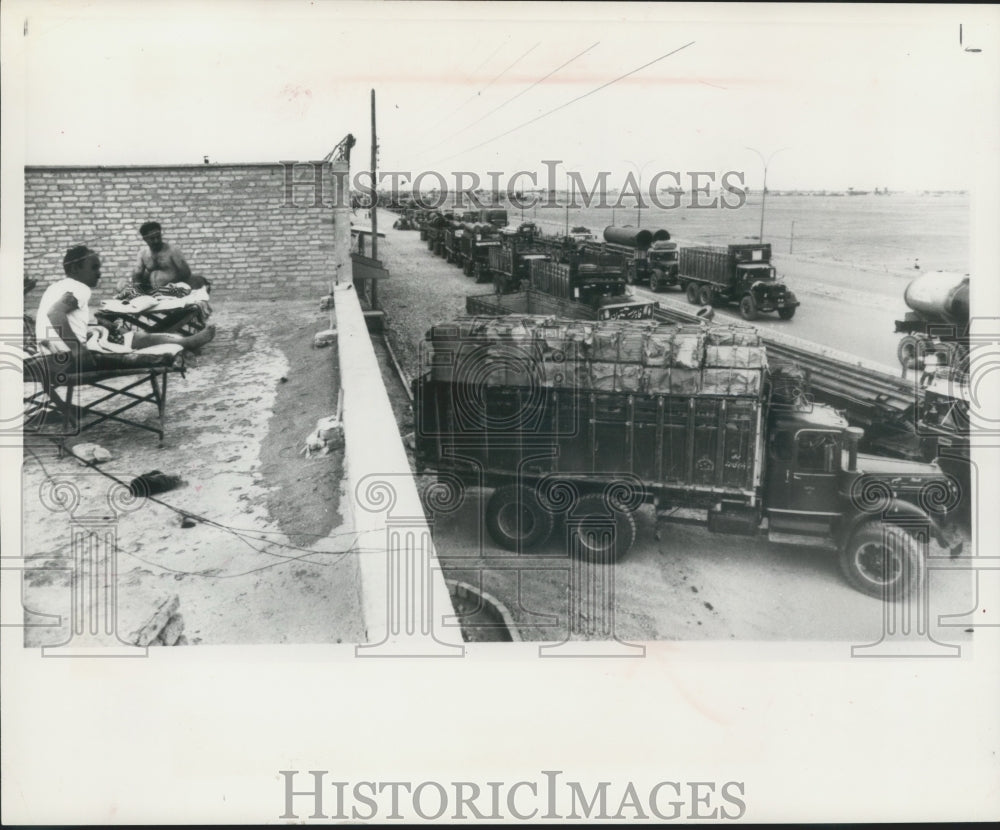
[410,41,599,165]
[429,41,696,166]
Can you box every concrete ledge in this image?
[333,282,463,655]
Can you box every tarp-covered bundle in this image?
[424,315,767,397]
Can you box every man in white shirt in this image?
[35,246,215,369]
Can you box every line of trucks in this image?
[405,206,800,322]
[381,203,970,600]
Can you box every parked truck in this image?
[679,244,798,321]
[458,223,501,280]
[894,271,970,375]
[414,315,963,598]
[487,227,550,294]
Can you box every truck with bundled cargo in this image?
[479,207,509,229]
[487,226,550,294]
[527,255,656,319]
[458,223,501,280]
[894,271,970,376]
[679,243,799,321]
[414,315,963,598]
[442,222,466,265]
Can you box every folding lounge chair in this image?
[22,341,186,452]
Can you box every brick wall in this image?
[24,161,352,302]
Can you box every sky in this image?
[3,2,999,193]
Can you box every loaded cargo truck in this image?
[414,315,963,598]
[527,257,656,319]
[467,287,655,322]
[458,223,501,280]
[487,228,550,294]
[680,244,799,321]
[584,226,679,291]
[479,207,509,228]
[442,223,466,265]
[894,271,970,375]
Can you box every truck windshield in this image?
[795,431,841,473]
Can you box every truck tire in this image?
[739,294,759,321]
[686,282,700,304]
[486,485,554,551]
[698,285,714,307]
[839,523,924,600]
[897,335,920,370]
[567,493,637,563]
[777,306,796,320]
[651,269,666,293]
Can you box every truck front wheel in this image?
[839,524,924,599]
[486,485,554,551]
[739,294,759,321]
[567,493,637,563]
[778,306,796,320]
[686,282,700,304]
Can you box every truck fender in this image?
[835,499,949,552]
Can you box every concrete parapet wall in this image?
[333,282,462,653]
[25,161,351,302]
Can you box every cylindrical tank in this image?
[603,226,653,248]
[903,272,970,325]
[651,229,671,242]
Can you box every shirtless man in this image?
[37,245,215,370]
[131,221,207,292]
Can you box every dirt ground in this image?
[21,299,364,647]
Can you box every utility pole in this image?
[565,175,570,237]
[790,220,795,254]
[370,89,378,308]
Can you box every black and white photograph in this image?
[2,0,999,824]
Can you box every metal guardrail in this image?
[650,304,919,428]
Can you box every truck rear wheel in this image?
[777,306,796,320]
[685,282,700,304]
[486,485,554,551]
[567,493,637,563]
[698,285,714,307]
[897,335,920,370]
[839,523,924,600]
[739,294,759,321]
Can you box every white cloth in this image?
[98,286,211,314]
[34,278,92,353]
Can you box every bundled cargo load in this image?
[423,315,766,397]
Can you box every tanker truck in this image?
[894,271,970,375]
[413,315,963,598]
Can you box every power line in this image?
[411,41,600,163]
[405,36,510,146]
[430,41,696,166]
[407,40,539,161]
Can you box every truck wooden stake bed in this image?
[414,315,963,599]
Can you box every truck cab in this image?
[647,239,680,291]
[763,402,962,596]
